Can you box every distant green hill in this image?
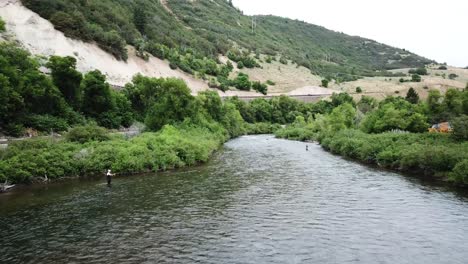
[22,0,433,79]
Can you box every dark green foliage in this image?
[357,96,377,114]
[449,73,458,80]
[0,43,72,135]
[331,93,355,107]
[144,78,196,131]
[279,57,288,65]
[319,130,468,177]
[237,61,244,69]
[25,115,69,132]
[47,56,83,109]
[22,0,432,78]
[0,124,227,183]
[356,87,362,93]
[438,65,447,70]
[427,88,468,123]
[449,159,468,184]
[233,73,251,91]
[266,80,276,85]
[321,79,329,88]
[405,87,419,104]
[81,70,113,120]
[0,17,5,31]
[252,81,268,95]
[412,74,422,82]
[66,125,110,143]
[451,115,468,140]
[361,97,428,133]
[409,67,428,75]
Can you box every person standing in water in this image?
[106,169,115,186]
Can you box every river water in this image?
[1,135,468,264]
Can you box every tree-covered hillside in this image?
[22,0,433,79]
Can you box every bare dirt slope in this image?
[331,66,468,101]
[0,0,208,93]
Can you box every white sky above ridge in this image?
[232,0,468,67]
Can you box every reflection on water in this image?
[1,135,468,264]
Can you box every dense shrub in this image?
[409,67,428,75]
[252,81,268,95]
[0,17,5,31]
[233,73,251,91]
[451,115,468,140]
[0,124,227,184]
[321,79,329,88]
[449,73,458,80]
[66,125,110,144]
[449,160,468,184]
[412,74,422,82]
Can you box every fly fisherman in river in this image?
[106,169,115,186]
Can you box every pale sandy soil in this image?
[230,56,324,93]
[332,66,468,101]
[0,0,207,93]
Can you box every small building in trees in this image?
[428,122,452,133]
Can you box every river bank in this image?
[275,128,468,186]
[0,122,281,192]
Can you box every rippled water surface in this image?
[1,135,468,264]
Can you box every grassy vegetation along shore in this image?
[276,91,468,185]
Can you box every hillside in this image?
[20,0,433,79]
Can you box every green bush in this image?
[409,67,428,75]
[321,79,329,88]
[356,87,362,93]
[449,160,468,185]
[412,74,422,82]
[252,81,268,95]
[25,115,69,132]
[0,17,5,32]
[66,125,110,144]
[233,73,251,91]
[449,73,458,80]
[452,115,468,140]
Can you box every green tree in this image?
[47,56,83,109]
[331,93,355,107]
[198,91,224,122]
[145,78,196,131]
[234,73,251,90]
[0,17,5,31]
[326,103,356,132]
[451,115,468,140]
[357,96,377,114]
[405,87,419,104]
[81,70,114,123]
[449,73,458,80]
[412,74,421,82]
[321,79,329,88]
[252,81,268,95]
[134,5,147,34]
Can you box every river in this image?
[1,135,468,264]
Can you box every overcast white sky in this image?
[232,0,468,67]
